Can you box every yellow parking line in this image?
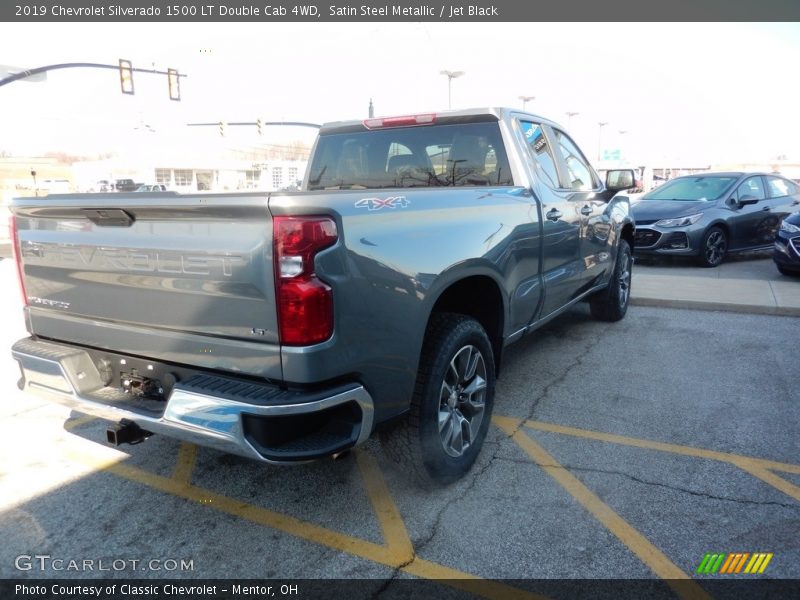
[65,443,546,599]
[172,443,198,486]
[66,446,396,562]
[734,463,800,504]
[493,416,711,600]
[522,419,800,475]
[355,450,414,562]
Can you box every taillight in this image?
[273,216,338,346]
[9,214,28,306]
[362,113,436,129]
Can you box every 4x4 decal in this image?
[355,196,410,211]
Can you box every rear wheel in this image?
[590,239,632,322]
[777,264,799,277]
[380,313,495,485]
[697,226,727,267]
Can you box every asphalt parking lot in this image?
[0,257,798,599]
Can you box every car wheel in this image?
[777,264,799,277]
[698,226,727,268]
[380,313,495,485]
[590,239,632,322]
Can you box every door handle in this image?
[546,208,562,221]
[762,206,771,211]
[580,205,592,216]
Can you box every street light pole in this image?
[440,70,465,109]
[597,121,608,162]
[518,95,535,111]
[566,111,579,129]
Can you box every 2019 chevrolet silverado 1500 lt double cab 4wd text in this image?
[10,108,635,483]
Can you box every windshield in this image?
[308,122,514,190]
[644,176,737,201]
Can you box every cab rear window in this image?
[307,122,514,190]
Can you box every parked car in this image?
[114,179,141,192]
[773,211,800,276]
[135,184,168,192]
[632,172,800,267]
[90,180,113,193]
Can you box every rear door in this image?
[516,119,595,318]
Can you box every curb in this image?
[630,296,800,318]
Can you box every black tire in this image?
[777,264,799,277]
[590,239,632,322]
[697,226,728,268]
[379,313,496,485]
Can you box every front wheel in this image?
[590,239,632,322]
[380,313,496,485]
[697,226,727,268]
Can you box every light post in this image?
[519,95,535,111]
[566,111,579,129]
[440,70,465,109]
[597,121,608,162]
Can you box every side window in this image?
[736,176,766,201]
[552,129,598,191]
[765,176,791,198]
[519,121,559,188]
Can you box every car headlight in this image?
[654,213,703,228]
[780,220,800,234]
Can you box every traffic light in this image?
[167,68,180,101]
[256,118,262,136]
[119,59,134,95]
[219,121,225,137]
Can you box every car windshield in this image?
[644,176,737,201]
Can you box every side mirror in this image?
[605,169,636,192]
[738,195,759,206]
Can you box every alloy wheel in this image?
[438,345,487,458]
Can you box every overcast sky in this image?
[2,22,799,166]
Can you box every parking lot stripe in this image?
[172,443,198,485]
[63,442,546,599]
[355,450,414,563]
[733,463,800,503]
[522,420,800,475]
[493,416,712,600]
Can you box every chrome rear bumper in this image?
[12,337,374,463]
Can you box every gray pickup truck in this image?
[10,108,635,483]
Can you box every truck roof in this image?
[319,107,563,135]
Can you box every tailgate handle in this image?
[81,208,135,227]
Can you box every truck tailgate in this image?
[12,193,282,379]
